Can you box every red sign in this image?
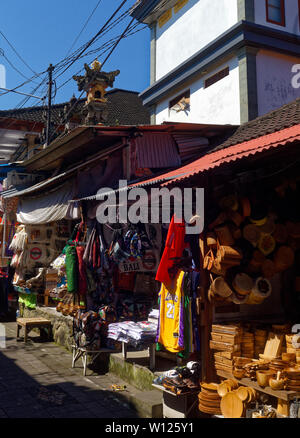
[30,247,42,260]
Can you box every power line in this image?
[55,22,146,92]
[1,51,37,82]
[0,87,45,101]
[53,5,132,74]
[0,68,47,97]
[50,13,137,145]
[65,0,103,57]
[0,29,37,76]
[55,0,129,81]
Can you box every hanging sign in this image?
[119,250,159,273]
[30,247,42,261]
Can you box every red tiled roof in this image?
[130,123,300,188]
[214,97,300,151]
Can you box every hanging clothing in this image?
[156,270,185,353]
[155,215,186,289]
[65,245,78,293]
[76,246,87,295]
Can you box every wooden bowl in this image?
[217,382,231,397]
[282,353,296,363]
[269,378,285,390]
[256,370,275,387]
[233,368,246,379]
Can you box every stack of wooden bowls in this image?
[254,329,268,358]
[236,386,257,405]
[282,352,296,364]
[217,379,239,397]
[198,382,222,415]
[220,386,257,418]
[269,359,288,374]
[284,367,300,391]
[285,334,300,364]
[232,357,252,379]
[241,332,255,358]
[244,360,269,380]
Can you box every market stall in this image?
[194,162,300,418]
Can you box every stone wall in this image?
[23,306,74,352]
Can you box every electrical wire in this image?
[1,52,37,82]
[53,5,132,73]
[54,0,130,81]
[0,29,38,76]
[0,68,48,97]
[65,0,103,57]
[55,22,146,92]
[50,13,137,145]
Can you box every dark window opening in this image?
[204,67,230,89]
[169,90,190,113]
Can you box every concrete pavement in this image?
[0,321,141,418]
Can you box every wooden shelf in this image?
[217,370,299,401]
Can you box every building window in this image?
[266,0,285,26]
[204,67,229,89]
[169,90,190,113]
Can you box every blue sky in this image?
[0,0,150,110]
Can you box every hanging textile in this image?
[65,245,78,293]
[16,181,78,224]
[155,214,186,289]
[156,270,185,354]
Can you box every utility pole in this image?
[46,63,54,147]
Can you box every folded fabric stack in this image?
[107,321,157,347]
[148,308,159,325]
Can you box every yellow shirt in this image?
[157,270,185,353]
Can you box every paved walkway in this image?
[0,321,140,418]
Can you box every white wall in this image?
[155,0,238,81]
[254,0,300,35]
[155,57,241,125]
[256,49,300,116]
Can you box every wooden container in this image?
[215,225,235,246]
[243,224,261,247]
[269,377,285,390]
[274,246,295,272]
[261,259,276,279]
[233,273,254,296]
[256,370,275,387]
[211,276,233,298]
[273,223,288,244]
[282,352,296,363]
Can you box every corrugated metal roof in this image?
[130,124,300,188]
[135,132,181,168]
[172,134,210,162]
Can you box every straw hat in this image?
[274,246,295,272]
[243,224,261,247]
[258,233,276,256]
[211,276,234,298]
[233,273,254,296]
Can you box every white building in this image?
[132,0,300,125]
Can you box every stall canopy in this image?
[71,122,300,203]
[16,180,78,224]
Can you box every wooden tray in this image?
[220,392,245,418]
